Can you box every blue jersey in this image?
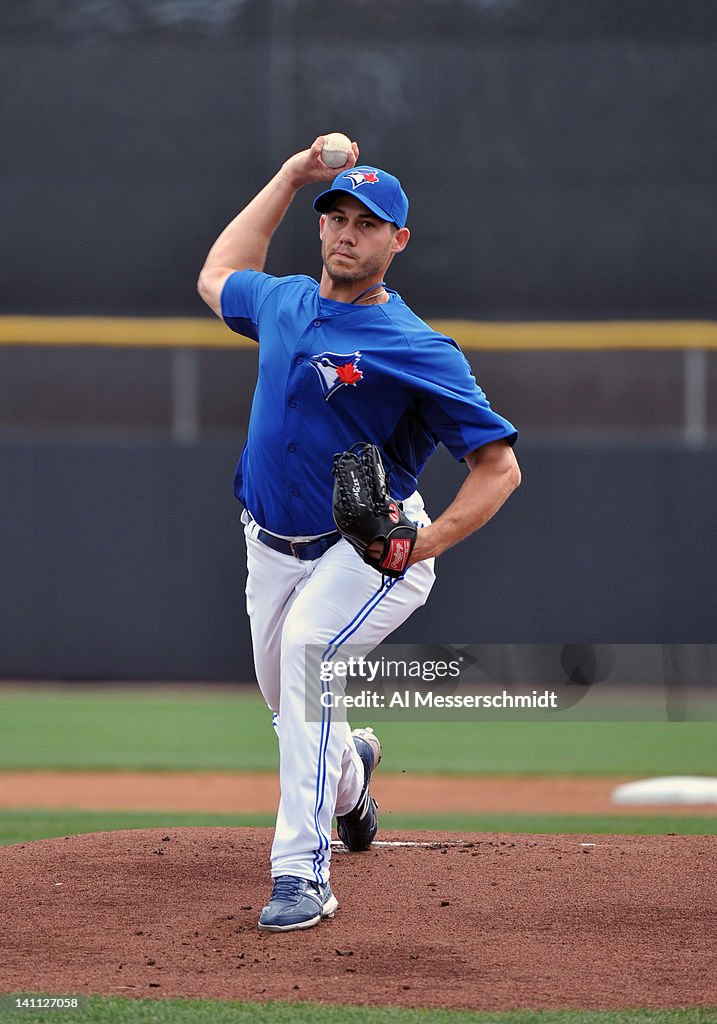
[221,270,517,536]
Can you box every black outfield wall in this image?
[1,441,714,681]
[2,0,715,320]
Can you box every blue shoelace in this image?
[271,875,309,900]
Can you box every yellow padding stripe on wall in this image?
[431,320,717,351]
[0,316,716,351]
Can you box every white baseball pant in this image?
[242,492,435,883]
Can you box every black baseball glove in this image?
[332,442,417,579]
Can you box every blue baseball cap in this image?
[313,166,409,228]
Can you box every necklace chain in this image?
[351,281,388,305]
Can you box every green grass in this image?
[0,690,275,772]
[0,809,713,848]
[0,810,271,847]
[0,996,715,1024]
[1,689,714,846]
[0,688,715,775]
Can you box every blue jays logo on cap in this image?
[343,170,380,189]
[310,351,364,401]
[313,165,409,228]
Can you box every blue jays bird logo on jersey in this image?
[310,351,364,401]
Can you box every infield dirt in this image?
[2,771,716,815]
[1,827,715,1011]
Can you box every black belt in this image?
[253,523,341,561]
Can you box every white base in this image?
[611,776,717,806]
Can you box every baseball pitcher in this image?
[198,135,520,931]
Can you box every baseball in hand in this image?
[321,133,352,169]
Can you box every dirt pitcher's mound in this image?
[1,828,715,1012]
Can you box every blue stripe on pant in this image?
[311,578,398,881]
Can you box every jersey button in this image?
[288,443,297,453]
[313,320,322,327]
[291,488,300,496]
[289,400,298,409]
[295,356,304,364]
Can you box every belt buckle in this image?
[290,540,301,559]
